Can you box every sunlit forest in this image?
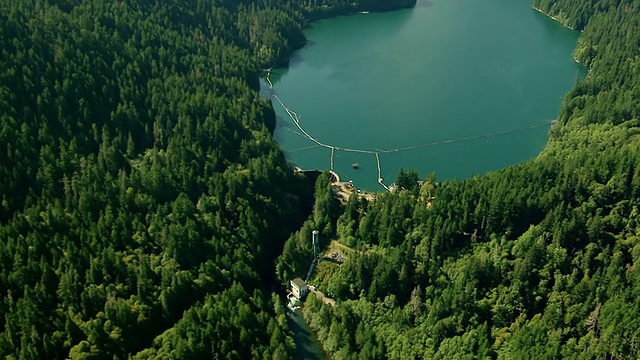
[279,0,640,358]
[1,0,639,358]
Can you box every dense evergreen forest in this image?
[0,0,414,358]
[3,0,640,357]
[277,0,640,358]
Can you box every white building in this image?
[290,277,309,299]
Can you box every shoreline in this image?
[532,6,576,31]
[531,6,590,78]
[266,2,576,195]
[265,2,418,70]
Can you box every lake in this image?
[266,0,584,191]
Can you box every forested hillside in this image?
[278,0,640,358]
[0,0,414,358]
[4,0,639,357]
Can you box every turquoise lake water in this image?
[267,0,584,190]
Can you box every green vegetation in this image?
[0,0,414,358]
[3,0,640,358]
[279,1,640,359]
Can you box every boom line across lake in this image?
[266,71,554,190]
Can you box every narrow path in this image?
[309,287,336,308]
[330,147,334,171]
[376,153,389,191]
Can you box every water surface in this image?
[287,309,327,359]
[268,0,584,190]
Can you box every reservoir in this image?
[267,0,584,191]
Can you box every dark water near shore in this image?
[287,309,327,359]
[266,0,584,191]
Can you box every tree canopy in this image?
[279,1,640,358]
[4,0,640,358]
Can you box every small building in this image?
[290,277,309,299]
